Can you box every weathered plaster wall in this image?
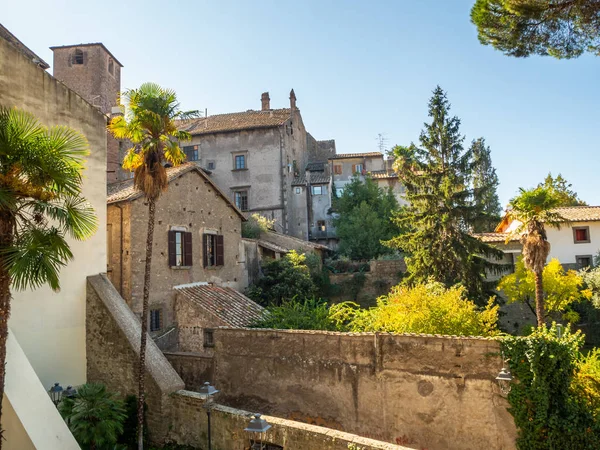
[1,35,107,389]
[211,328,516,450]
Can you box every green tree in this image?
[108,83,198,449]
[471,138,502,232]
[250,298,338,331]
[59,383,127,450]
[0,106,97,446]
[329,282,499,337]
[242,213,275,239]
[386,86,503,304]
[499,257,592,323]
[471,0,600,59]
[333,175,399,260]
[538,172,587,206]
[246,250,317,306]
[506,187,566,327]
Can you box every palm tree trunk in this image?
[137,198,156,450]
[0,216,14,449]
[534,269,545,327]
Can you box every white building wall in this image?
[546,221,600,265]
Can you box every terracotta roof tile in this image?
[292,173,330,186]
[175,283,264,327]
[472,232,519,243]
[551,206,600,222]
[329,152,384,160]
[370,169,398,179]
[177,109,291,135]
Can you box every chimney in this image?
[289,89,297,110]
[261,92,270,111]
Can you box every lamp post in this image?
[245,413,272,450]
[496,367,513,395]
[198,382,219,450]
[49,382,64,406]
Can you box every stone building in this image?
[177,90,336,240]
[106,163,247,336]
[50,42,128,183]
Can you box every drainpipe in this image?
[279,126,286,233]
[115,203,124,296]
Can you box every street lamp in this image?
[496,367,513,395]
[63,385,78,399]
[198,382,219,450]
[245,413,272,450]
[49,382,64,406]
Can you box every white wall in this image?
[546,221,600,265]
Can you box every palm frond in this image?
[31,196,98,239]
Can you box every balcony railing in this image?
[310,229,337,240]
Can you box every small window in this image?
[234,191,248,211]
[234,154,246,170]
[183,145,199,162]
[150,309,162,332]
[203,329,215,347]
[573,226,590,243]
[336,188,344,197]
[311,186,322,195]
[207,161,215,170]
[72,49,84,65]
[317,220,326,231]
[203,234,224,267]
[108,58,114,74]
[168,230,192,267]
[333,164,342,175]
[576,255,593,269]
[352,163,364,174]
[295,187,301,194]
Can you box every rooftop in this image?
[49,42,124,67]
[0,23,49,69]
[174,283,263,327]
[370,169,398,179]
[177,109,291,136]
[472,232,519,244]
[329,152,384,160]
[292,173,331,186]
[495,205,600,232]
[106,163,245,219]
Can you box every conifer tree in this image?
[386,87,502,304]
[471,138,502,232]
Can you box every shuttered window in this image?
[333,164,342,174]
[168,230,193,267]
[150,309,162,332]
[203,234,224,267]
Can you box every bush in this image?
[250,298,339,331]
[241,213,275,239]
[325,257,370,274]
[329,282,499,336]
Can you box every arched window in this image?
[108,58,114,74]
[72,49,83,65]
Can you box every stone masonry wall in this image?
[211,328,516,450]
[164,352,214,392]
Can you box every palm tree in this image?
[506,187,564,327]
[0,106,97,447]
[108,83,198,449]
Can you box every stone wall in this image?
[164,352,214,391]
[211,328,516,450]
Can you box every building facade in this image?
[106,164,247,335]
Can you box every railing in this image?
[310,229,337,239]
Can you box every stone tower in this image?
[50,43,126,183]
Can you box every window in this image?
[295,187,301,194]
[333,164,342,175]
[203,234,224,267]
[168,230,193,267]
[203,329,215,347]
[336,188,344,197]
[234,154,246,170]
[108,58,114,75]
[576,255,593,269]
[207,161,215,170]
[573,226,590,243]
[311,186,322,195]
[183,145,199,161]
[72,49,83,65]
[234,191,248,211]
[352,163,364,174]
[150,309,162,332]
[317,220,326,231]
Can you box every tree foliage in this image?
[332,175,399,260]
[250,298,338,331]
[502,324,600,449]
[330,282,499,337]
[471,138,502,232]
[246,250,317,306]
[499,257,592,323]
[386,86,503,304]
[471,0,600,59]
[242,213,275,239]
[59,383,127,450]
[538,172,587,207]
[580,265,600,308]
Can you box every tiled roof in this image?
[175,283,264,327]
[106,163,246,219]
[306,162,325,172]
[292,172,330,186]
[370,169,398,179]
[177,109,291,135]
[472,232,519,243]
[551,206,600,222]
[329,152,384,160]
[1,24,50,69]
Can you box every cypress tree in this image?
[386,86,502,304]
[471,138,502,232]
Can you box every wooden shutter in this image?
[202,234,208,267]
[352,164,356,173]
[184,232,193,266]
[216,235,224,266]
[168,230,176,267]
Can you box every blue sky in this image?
[3,0,599,207]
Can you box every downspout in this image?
[115,203,124,296]
[279,126,286,233]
